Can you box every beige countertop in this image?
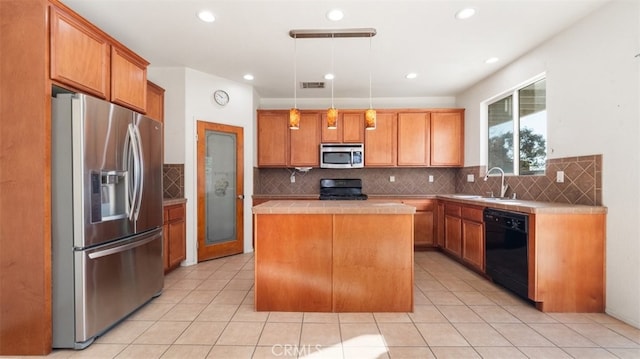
[252,200,416,214]
[252,194,606,215]
[437,194,607,214]
[163,198,187,206]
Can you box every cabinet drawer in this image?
[461,206,483,222]
[164,204,185,222]
[445,204,461,217]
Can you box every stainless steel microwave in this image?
[320,143,364,169]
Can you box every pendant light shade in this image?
[289,108,300,129]
[327,108,338,129]
[365,33,376,130]
[365,109,376,130]
[290,35,299,130]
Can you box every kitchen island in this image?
[252,200,416,312]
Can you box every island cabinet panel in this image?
[333,214,414,312]
[364,111,397,166]
[254,214,333,312]
[257,111,289,166]
[529,213,606,312]
[50,5,111,99]
[289,112,321,167]
[397,112,430,166]
[430,111,464,167]
[321,111,365,143]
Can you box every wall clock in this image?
[213,90,229,106]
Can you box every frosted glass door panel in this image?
[205,130,236,245]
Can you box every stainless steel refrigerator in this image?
[51,91,164,349]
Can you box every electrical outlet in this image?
[290,173,295,183]
[428,175,434,183]
[389,176,395,182]
[556,171,565,183]
[467,174,475,182]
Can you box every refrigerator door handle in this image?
[88,232,161,259]
[133,124,144,221]
[126,124,142,222]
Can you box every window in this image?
[488,78,547,175]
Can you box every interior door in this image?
[197,121,244,261]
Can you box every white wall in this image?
[148,67,256,265]
[457,0,640,327]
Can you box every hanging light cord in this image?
[331,34,335,109]
[369,34,373,109]
[293,35,297,108]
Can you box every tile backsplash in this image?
[254,154,603,205]
[455,155,602,206]
[163,164,184,199]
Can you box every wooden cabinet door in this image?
[168,219,186,268]
[290,112,320,167]
[444,215,462,257]
[111,46,148,113]
[50,5,110,99]
[257,111,288,166]
[397,112,430,166]
[403,199,435,247]
[364,112,397,166]
[431,111,464,166]
[146,81,165,122]
[462,220,484,271]
[321,112,364,143]
[342,112,365,143]
[436,202,445,247]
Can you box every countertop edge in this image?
[163,198,187,206]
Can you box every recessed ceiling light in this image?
[455,8,476,20]
[405,73,418,79]
[243,74,254,80]
[326,9,344,21]
[485,57,499,64]
[197,10,215,23]
[324,73,335,80]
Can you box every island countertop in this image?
[252,200,416,215]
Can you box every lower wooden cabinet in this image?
[402,199,435,248]
[442,201,484,271]
[163,202,186,273]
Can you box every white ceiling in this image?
[61,0,609,99]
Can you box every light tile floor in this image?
[36,252,640,358]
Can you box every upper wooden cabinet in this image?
[50,6,110,99]
[257,110,289,167]
[110,46,147,113]
[49,3,149,113]
[321,111,365,143]
[397,112,430,166]
[290,112,321,167]
[146,81,165,122]
[431,111,464,167]
[364,111,397,167]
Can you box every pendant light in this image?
[365,33,376,130]
[327,34,338,129]
[289,34,300,130]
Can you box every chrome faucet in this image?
[484,167,509,198]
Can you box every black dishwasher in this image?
[484,208,530,300]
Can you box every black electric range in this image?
[319,178,368,200]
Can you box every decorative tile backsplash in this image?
[454,155,602,205]
[255,167,457,196]
[254,154,603,205]
[163,164,184,199]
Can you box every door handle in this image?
[237,194,245,200]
